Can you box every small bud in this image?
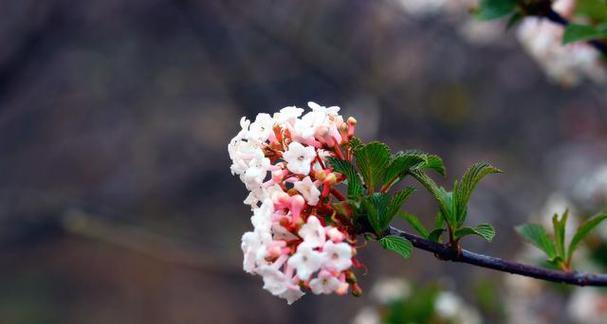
[345,271,358,284]
[351,283,363,297]
[313,169,327,181]
[324,173,337,185]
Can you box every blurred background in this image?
[1,0,606,323]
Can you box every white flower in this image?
[247,113,275,142]
[283,142,316,175]
[250,199,274,231]
[308,101,340,115]
[241,229,272,273]
[279,285,305,305]
[273,106,304,126]
[294,176,321,206]
[298,216,326,248]
[517,14,605,86]
[326,226,345,242]
[287,244,325,280]
[258,266,290,295]
[241,155,270,190]
[321,240,352,271]
[228,139,264,176]
[309,270,341,295]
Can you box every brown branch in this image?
[389,226,607,286]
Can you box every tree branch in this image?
[543,8,607,55]
[388,226,607,286]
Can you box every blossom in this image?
[293,176,321,206]
[273,106,304,126]
[229,103,359,304]
[309,270,341,295]
[247,113,275,143]
[283,141,316,175]
[288,244,325,280]
[298,216,326,247]
[516,0,606,85]
[322,240,352,271]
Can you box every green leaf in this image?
[453,162,502,225]
[399,211,430,238]
[362,193,391,234]
[515,224,557,259]
[568,212,607,262]
[475,0,517,20]
[354,141,391,193]
[363,189,414,235]
[387,187,415,221]
[552,211,569,259]
[411,170,455,226]
[455,224,496,242]
[428,228,445,242]
[327,157,364,199]
[349,137,362,151]
[563,24,607,45]
[403,150,446,176]
[383,152,426,189]
[421,154,446,177]
[379,235,413,259]
[576,0,607,22]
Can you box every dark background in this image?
[0,0,606,323]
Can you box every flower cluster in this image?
[516,0,606,86]
[228,102,361,304]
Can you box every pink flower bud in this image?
[289,194,305,222]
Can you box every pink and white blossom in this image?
[229,103,359,304]
[283,142,317,175]
[322,240,353,271]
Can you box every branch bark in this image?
[388,226,607,286]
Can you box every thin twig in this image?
[389,226,607,286]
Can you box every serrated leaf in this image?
[362,193,391,234]
[403,150,446,176]
[387,187,415,221]
[354,142,391,192]
[454,224,496,242]
[422,155,446,176]
[327,157,364,199]
[475,0,517,20]
[363,189,414,235]
[379,235,413,259]
[563,24,607,45]
[428,228,445,242]
[383,152,426,189]
[568,212,607,262]
[411,170,455,226]
[453,162,502,225]
[552,211,569,259]
[349,137,362,151]
[516,224,557,259]
[399,211,430,238]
